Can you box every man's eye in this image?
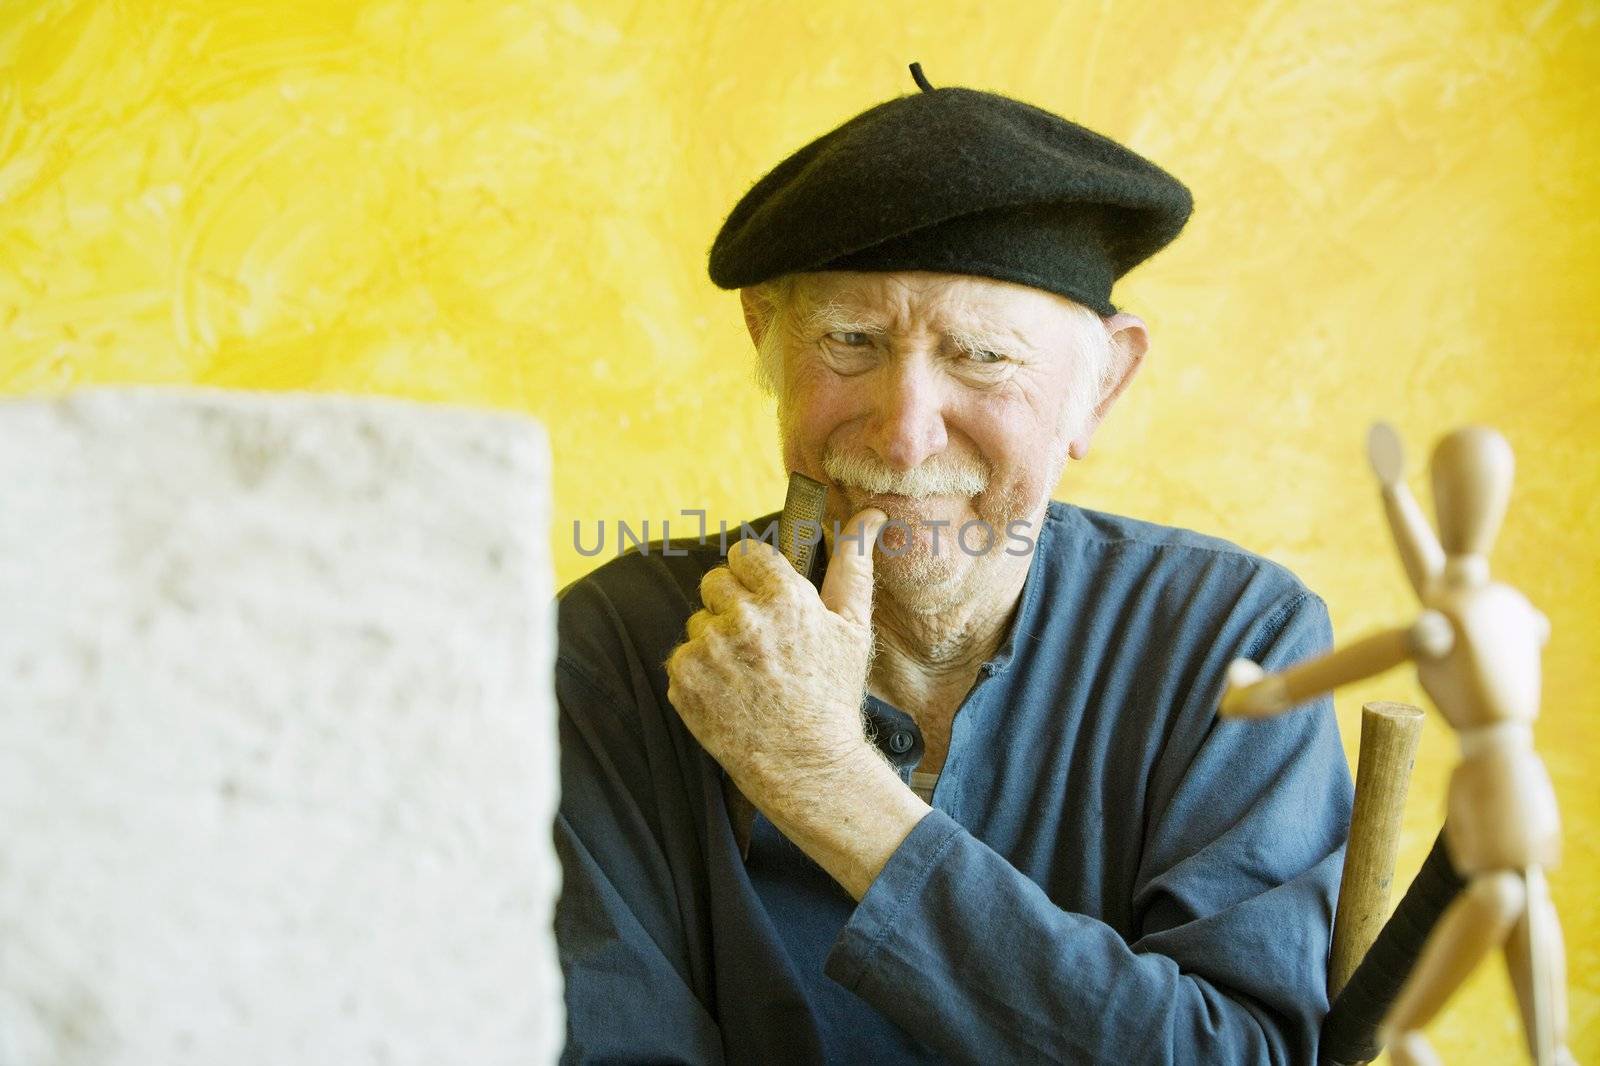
[827,331,873,347]
[967,349,1005,364]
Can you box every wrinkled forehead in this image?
[790,271,1072,338]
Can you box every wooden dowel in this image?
[1329,700,1426,1000]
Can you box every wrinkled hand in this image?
[665,509,889,799]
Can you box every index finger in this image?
[725,535,802,594]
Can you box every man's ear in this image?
[740,287,771,349]
[1068,312,1149,461]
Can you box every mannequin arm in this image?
[1379,484,1445,597]
[1369,423,1445,597]
[1219,613,1452,719]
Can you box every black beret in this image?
[707,64,1193,316]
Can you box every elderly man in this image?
[555,67,1352,1064]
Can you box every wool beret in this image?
[707,64,1193,316]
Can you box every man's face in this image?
[766,270,1111,612]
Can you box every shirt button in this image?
[888,731,914,754]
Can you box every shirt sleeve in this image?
[553,656,725,1066]
[822,589,1353,1065]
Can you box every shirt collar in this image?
[974,500,1063,680]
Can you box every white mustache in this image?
[821,448,988,498]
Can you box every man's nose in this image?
[867,358,949,471]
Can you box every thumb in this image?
[820,508,887,627]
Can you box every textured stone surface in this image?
[0,388,560,1066]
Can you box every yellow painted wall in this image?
[3,1,1595,1059]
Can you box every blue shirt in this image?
[554,500,1353,1064]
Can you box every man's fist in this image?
[665,509,888,800]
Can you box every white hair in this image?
[746,274,1119,442]
[749,275,799,397]
[1047,298,1118,443]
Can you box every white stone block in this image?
[0,388,561,1066]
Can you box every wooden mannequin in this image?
[1219,424,1571,1066]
